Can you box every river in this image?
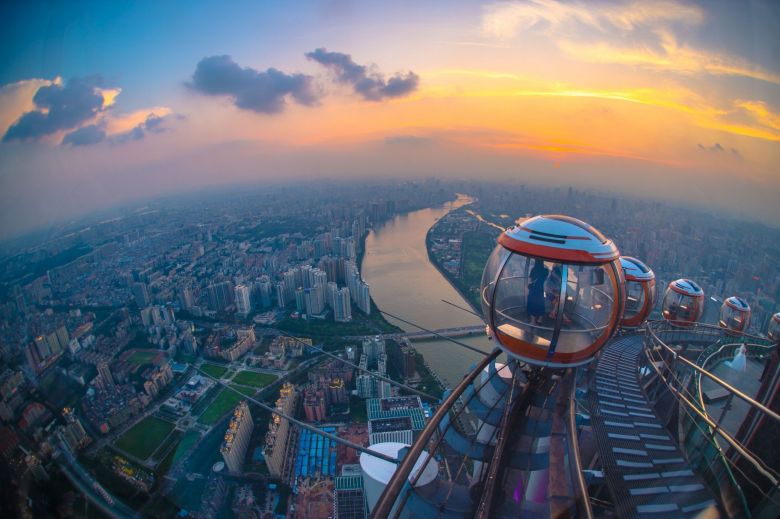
[361,195,496,386]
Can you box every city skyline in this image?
[1,0,779,240]
[0,176,776,517]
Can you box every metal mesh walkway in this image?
[589,334,718,518]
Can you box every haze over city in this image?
[1,0,779,240]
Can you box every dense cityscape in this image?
[0,179,776,517]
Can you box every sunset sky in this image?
[1,0,778,239]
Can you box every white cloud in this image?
[481,0,703,39]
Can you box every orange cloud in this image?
[482,0,703,39]
[97,88,122,109]
[105,106,172,136]
[558,33,780,86]
[0,77,61,135]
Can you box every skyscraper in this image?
[179,286,194,310]
[362,337,385,367]
[335,287,352,323]
[305,284,326,316]
[208,281,234,312]
[264,384,298,479]
[97,361,114,388]
[356,373,377,399]
[283,269,298,301]
[257,277,273,309]
[132,282,150,307]
[355,282,371,315]
[235,284,252,316]
[326,281,339,311]
[276,281,288,308]
[220,401,254,475]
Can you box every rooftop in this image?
[368,416,413,434]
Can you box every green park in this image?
[114,416,176,460]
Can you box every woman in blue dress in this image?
[527,260,548,325]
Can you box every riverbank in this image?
[361,196,491,387]
[360,198,473,390]
[356,229,403,334]
[424,225,483,318]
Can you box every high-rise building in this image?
[377,379,392,399]
[140,307,153,328]
[33,336,51,361]
[179,286,194,310]
[396,343,417,380]
[60,418,90,451]
[283,269,298,301]
[319,256,338,283]
[220,328,255,361]
[208,281,234,312]
[132,282,150,307]
[235,284,252,316]
[314,268,328,288]
[362,337,386,367]
[220,401,254,475]
[301,265,315,289]
[305,284,326,316]
[355,282,371,315]
[264,383,298,479]
[329,378,348,404]
[256,277,273,309]
[303,386,328,422]
[357,373,377,399]
[55,326,69,351]
[46,331,62,356]
[295,288,306,314]
[97,361,114,388]
[326,281,339,311]
[276,281,288,308]
[24,343,42,373]
[334,287,352,323]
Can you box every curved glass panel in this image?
[480,244,510,321]
[647,281,657,312]
[492,254,557,350]
[662,290,701,323]
[555,264,615,354]
[489,253,617,360]
[624,280,646,321]
[720,305,748,331]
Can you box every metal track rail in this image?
[371,348,502,518]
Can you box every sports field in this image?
[115,416,175,459]
[229,384,256,397]
[197,388,243,425]
[126,349,160,366]
[200,363,229,378]
[232,371,276,388]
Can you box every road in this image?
[57,442,137,518]
[341,324,485,342]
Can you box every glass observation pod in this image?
[768,313,780,342]
[481,215,624,368]
[719,296,751,334]
[661,278,704,327]
[619,256,656,328]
